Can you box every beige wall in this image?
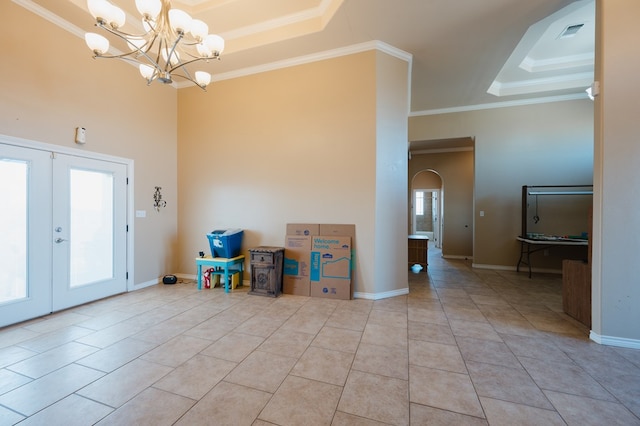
[409,99,593,269]
[409,151,474,257]
[591,0,640,343]
[1,2,179,287]
[177,50,409,297]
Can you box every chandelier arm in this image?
[167,56,212,74]
[95,23,163,72]
[170,72,207,91]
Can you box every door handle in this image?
[55,238,67,243]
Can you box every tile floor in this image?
[1,246,640,425]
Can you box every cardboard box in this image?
[310,235,351,300]
[286,223,320,236]
[319,224,356,293]
[283,235,312,296]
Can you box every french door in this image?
[0,143,128,327]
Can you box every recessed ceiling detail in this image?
[488,0,594,97]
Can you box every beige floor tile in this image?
[23,312,91,334]
[407,307,449,326]
[258,328,315,358]
[153,354,237,399]
[76,358,172,408]
[175,380,271,426]
[466,360,553,410]
[409,365,484,418]
[200,331,264,362]
[410,403,488,425]
[140,335,211,367]
[338,370,409,425]
[75,321,148,349]
[0,327,40,350]
[0,368,32,395]
[479,397,565,426]
[291,346,354,386]
[367,309,408,329]
[280,312,330,335]
[7,341,99,379]
[442,304,488,322]
[360,323,408,349]
[325,310,369,331]
[409,339,467,373]
[352,342,408,380]
[331,411,391,425]
[0,404,25,425]
[232,314,285,337]
[372,296,408,313]
[311,326,362,353]
[544,390,640,426]
[449,319,503,342]
[17,325,95,353]
[95,387,194,426]
[259,375,342,425]
[519,355,616,401]
[76,309,139,331]
[224,350,296,393]
[0,345,38,369]
[17,394,113,426]
[183,318,235,341]
[501,334,573,363]
[0,364,104,416]
[456,336,521,369]
[75,337,158,373]
[408,320,456,345]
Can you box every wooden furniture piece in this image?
[249,246,284,297]
[408,235,429,270]
[562,259,591,327]
[196,255,245,292]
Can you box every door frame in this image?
[0,133,135,292]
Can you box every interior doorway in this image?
[411,171,443,248]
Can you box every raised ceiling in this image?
[15,0,594,114]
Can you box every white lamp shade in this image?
[87,0,111,22]
[190,19,209,41]
[139,64,155,79]
[161,48,180,66]
[108,4,126,28]
[195,71,211,87]
[135,0,162,19]
[85,32,109,54]
[127,37,147,51]
[204,34,224,55]
[196,42,212,58]
[168,8,192,34]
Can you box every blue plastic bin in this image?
[207,229,243,258]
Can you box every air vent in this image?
[559,23,584,38]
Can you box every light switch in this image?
[75,127,86,144]
[136,210,147,218]
[479,211,485,217]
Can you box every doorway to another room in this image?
[411,171,443,249]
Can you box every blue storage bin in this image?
[207,229,243,258]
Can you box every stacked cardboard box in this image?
[283,223,355,300]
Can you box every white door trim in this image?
[0,133,135,292]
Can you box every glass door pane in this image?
[69,169,114,287]
[0,143,52,328]
[0,160,28,303]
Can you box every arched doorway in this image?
[410,170,443,248]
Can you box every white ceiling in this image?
[16,0,595,115]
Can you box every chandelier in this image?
[84,0,224,90]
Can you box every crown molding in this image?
[410,93,588,117]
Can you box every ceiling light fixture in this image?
[84,0,224,90]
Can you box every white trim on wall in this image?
[354,287,409,300]
[590,331,640,350]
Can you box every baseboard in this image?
[471,263,562,275]
[590,331,640,349]
[443,255,473,260]
[353,287,409,300]
[131,278,160,290]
